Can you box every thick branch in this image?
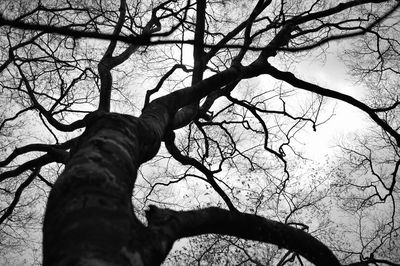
[140,65,244,130]
[192,0,206,84]
[0,139,74,167]
[170,0,206,129]
[97,0,164,112]
[205,0,271,62]
[0,15,150,44]
[233,0,272,65]
[0,154,55,182]
[265,64,400,146]
[0,106,35,131]
[286,1,400,52]
[98,0,127,112]
[104,0,127,58]
[143,64,191,109]
[146,206,341,266]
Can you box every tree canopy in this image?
[0,0,399,265]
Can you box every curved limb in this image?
[146,205,341,266]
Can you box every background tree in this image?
[0,0,399,265]
[329,8,400,263]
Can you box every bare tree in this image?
[0,0,399,265]
[329,9,400,264]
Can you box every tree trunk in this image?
[43,112,169,266]
[42,57,238,266]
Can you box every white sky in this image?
[288,46,370,160]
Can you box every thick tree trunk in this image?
[40,63,345,265]
[43,112,169,266]
[42,59,239,266]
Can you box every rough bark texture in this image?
[43,112,169,266]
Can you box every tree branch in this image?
[0,139,74,167]
[146,206,341,266]
[97,0,165,112]
[0,154,55,182]
[15,63,85,132]
[170,0,207,129]
[98,0,127,112]
[0,167,40,225]
[264,64,400,146]
[164,131,238,212]
[143,64,191,109]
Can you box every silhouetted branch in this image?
[264,63,400,146]
[0,154,56,182]
[143,64,191,109]
[0,167,40,225]
[164,131,238,212]
[0,138,74,168]
[146,205,341,266]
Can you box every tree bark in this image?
[43,112,169,266]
